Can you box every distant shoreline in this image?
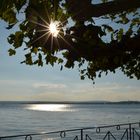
[0,101,140,104]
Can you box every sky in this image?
[0,18,140,102]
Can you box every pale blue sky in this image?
[0,19,140,102]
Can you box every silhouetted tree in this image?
[0,0,140,83]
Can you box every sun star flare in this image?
[49,21,60,37]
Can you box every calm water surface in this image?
[0,102,140,136]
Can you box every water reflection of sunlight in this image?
[27,104,72,112]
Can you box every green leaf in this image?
[8,31,24,48]
[117,28,123,41]
[2,9,17,24]
[14,31,24,48]
[25,53,33,65]
[102,24,114,32]
[8,49,16,56]
[19,21,28,31]
[122,16,129,24]
[81,75,85,80]
[33,47,38,54]
[8,34,15,44]
[58,58,64,64]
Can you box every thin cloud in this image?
[0,80,21,85]
[33,83,67,89]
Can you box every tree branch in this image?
[61,32,140,62]
[92,0,140,17]
[66,0,140,21]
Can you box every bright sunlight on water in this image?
[27,104,74,112]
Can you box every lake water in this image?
[0,102,140,137]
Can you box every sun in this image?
[29,17,73,51]
[49,21,60,37]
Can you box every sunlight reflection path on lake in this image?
[26,104,75,112]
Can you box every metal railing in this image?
[0,122,140,140]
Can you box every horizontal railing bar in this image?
[95,122,140,129]
[0,122,139,139]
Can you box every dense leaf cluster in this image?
[0,0,140,83]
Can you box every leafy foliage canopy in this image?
[0,0,140,83]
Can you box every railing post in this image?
[132,128,134,140]
[108,132,110,140]
[129,124,132,140]
[81,129,83,140]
